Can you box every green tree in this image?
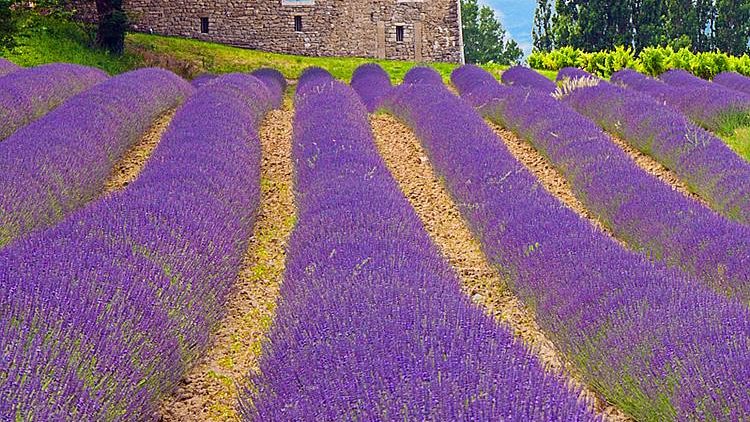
[461,0,523,64]
[551,0,581,48]
[577,0,632,50]
[0,0,20,52]
[632,0,667,51]
[532,0,554,52]
[714,0,750,55]
[96,0,128,54]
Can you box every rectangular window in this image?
[396,25,404,42]
[294,16,303,32]
[200,17,209,34]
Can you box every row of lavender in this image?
[0,63,108,140]
[376,65,750,420]
[243,69,594,420]
[537,68,750,227]
[0,71,284,419]
[457,65,750,304]
[611,69,750,136]
[0,68,192,248]
[0,57,19,76]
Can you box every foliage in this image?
[537,0,750,54]
[529,45,750,78]
[461,0,522,65]
[532,0,553,52]
[95,0,128,54]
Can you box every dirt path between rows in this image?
[606,133,707,206]
[370,114,629,421]
[158,100,295,421]
[103,109,176,194]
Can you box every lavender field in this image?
[1,60,749,421]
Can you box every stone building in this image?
[71,0,464,63]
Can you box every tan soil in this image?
[103,110,176,194]
[370,114,630,421]
[607,134,707,205]
[158,99,295,421]
[486,122,625,244]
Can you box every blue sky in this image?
[482,0,536,56]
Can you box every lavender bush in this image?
[385,68,750,420]
[0,68,192,247]
[0,63,108,140]
[561,75,750,225]
[243,69,594,420]
[251,68,287,108]
[714,71,750,96]
[612,68,750,134]
[351,63,392,112]
[454,64,750,304]
[191,73,217,88]
[0,73,280,419]
[501,65,556,95]
[0,57,19,76]
[403,65,444,85]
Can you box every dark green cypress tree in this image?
[532,0,554,52]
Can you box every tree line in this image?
[533,0,750,55]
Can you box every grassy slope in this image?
[2,18,141,75]
[0,17,558,83]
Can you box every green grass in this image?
[127,32,508,83]
[0,16,550,83]
[1,17,141,75]
[720,127,750,162]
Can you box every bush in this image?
[530,45,750,78]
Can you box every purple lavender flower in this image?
[351,63,392,112]
[251,68,287,108]
[403,65,444,85]
[0,72,280,419]
[191,73,217,88]
[562,76,750,225]
[714,71,750,96]
[0,68,193,247]
[0,63,108,140]
[0,57,19,77]
[386,66,750,420]
[501,65,557,94]
[455,64,750,305]
[244,69,594,420]
[612,68,750,134]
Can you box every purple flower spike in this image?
[612,68,750,133]
[243,78,594,420]
[191,73,217,88]
[0,63,108,140]
[386,78,750,421]
[251,68,287,109]
[714,71,750,96]
[351,63,392,112]
[0,73,281,419]
[0,57,19,77]
[403,66,444,85]
[456,64,750,305]
[0,68,193,247]
[563,77,750,225]
[501,66,557,94]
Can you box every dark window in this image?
[200,17,209,34]
[396,25,404,42]
[294,16,302,32]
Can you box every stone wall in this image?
[69,0,463,63]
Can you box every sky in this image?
[482,0,536,56]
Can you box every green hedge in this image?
[529,46,750,79]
